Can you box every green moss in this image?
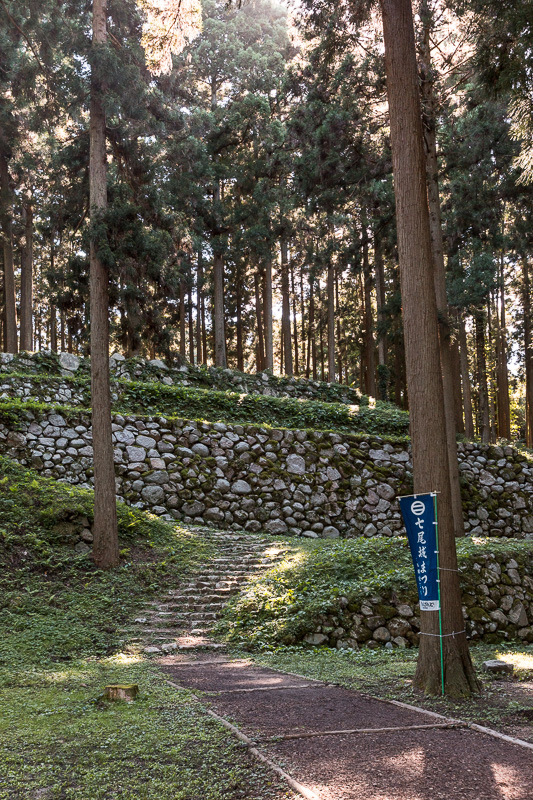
[0,456,216,667]
[218,536,533,649]
[0,373,410,437]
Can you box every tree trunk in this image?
[60,311,66,353]
[317,279,325,380]
[49,239,57,353]
[374,230,388,399]
[475,308,490,443]
[418,3,464,538]
[0,153,17,353]
[487,295,497,442]
[291,260,299,376]
[236,273,244,372]
[327,260,335,382]
[280,238,293,375]
[20,203,33,351]
[362,230,376,396]
[188,282,194,364]
[496,251,511,439]
[458,311,474,438]
[89,0,119,569]
[523,258,533,447]
[380,0,479,696]
[212,251,226,367]
[50,308,58,352]
[308,274,315,379]
[450,334,464,434]
[179,277,186,358]
[264,255,273,370]
[254,269,265,371]
[300,265,307,378]
[336,269,343,383]
[196,250,203,365]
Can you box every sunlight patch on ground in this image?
[497,651,533,671]
[107,653,143,665]
[490,763,530,800]
[384,746,425,778]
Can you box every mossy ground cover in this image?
[0,374,410,437]
[247,644,533,743]
[0,657,292,800]
[219,536,533,648]
[0,458,292,799]
[0,456,215,667]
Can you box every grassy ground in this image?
[0,657,293,800]
[0,458,293,799]
[246,644,533,743]
[219,535,533,649]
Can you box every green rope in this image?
[434,493,445,696]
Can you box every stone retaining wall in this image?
[303,551,533,648]
[0,350,361,404]
[1,409,533,540]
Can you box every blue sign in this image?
[398,493,440,611]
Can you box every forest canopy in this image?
[1,0,533,444]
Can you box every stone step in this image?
[150,603,225,614]
[168,594,230,603]
[176,587,235,596]
[159,602,226,612]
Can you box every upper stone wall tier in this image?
[0,351,362,405]
[1,408,532,540]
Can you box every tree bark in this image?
[50,307,58,352]
[380,0,479,696]
[264,255,273,370]
[179,276,186,358]
[458,311,474,438]
[60,311,66,353]
[475,308,490,443]
[496,251,511,439]
[188,282,194,364]
[418,2,464,538]
[362,230,376,396]
[291,260,299,376]
[327,260,335,382]
[254,270,265,370]
[450,334,464,434]
[0,153,17,353]
[49,239,57,353]
[90,0,119,569]
[20,203,33,351]
[196,250,203,365]
[375,230,388,400]
[236,272,244,372]
[300,265,307,377]
[523,258,533,447]
[335,269,343,383]
[280,238,293,375]
[212,251,226,367]
[308,274,316,379]
[487,295,497,442]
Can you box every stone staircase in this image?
[129,529,291,653]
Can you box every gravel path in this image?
[162,657,533,800]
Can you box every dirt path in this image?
[161,656,533,800]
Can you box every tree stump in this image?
[103,684,139,702]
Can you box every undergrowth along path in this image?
[129,528,292,654]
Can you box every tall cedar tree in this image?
[379,0,479,695]
[90,0,119,569]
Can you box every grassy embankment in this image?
[0,457,291,800]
